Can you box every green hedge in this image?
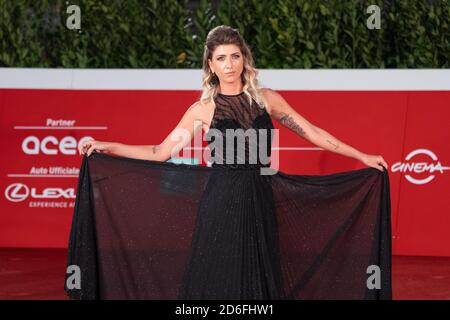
[1,0,449,68]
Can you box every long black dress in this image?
[65,92,392,300]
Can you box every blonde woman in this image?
[67,25,391,300]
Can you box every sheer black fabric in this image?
[65,92,392,299]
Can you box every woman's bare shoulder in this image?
[260,87,278,114]
[260,87,278,99]
[189,99,213,113]
[187,99,214,124]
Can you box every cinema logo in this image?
[392,149,450,185]
[4,183,76,207]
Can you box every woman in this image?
[67,25,391,299]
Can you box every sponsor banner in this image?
[0,69,449,257]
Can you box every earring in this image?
[210,72,219,85]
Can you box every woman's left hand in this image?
[359,153,388,172]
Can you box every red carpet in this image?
[1,248,449,300]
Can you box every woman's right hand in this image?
[79,140,115,156]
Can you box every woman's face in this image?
[208,44,244,86]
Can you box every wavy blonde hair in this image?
[199,25,266,109]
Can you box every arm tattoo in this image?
[326,139,339,150]
[276,111,340,150]
[277,112,306,136]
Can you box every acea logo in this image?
[5,183,76,202]
[392,148,450,185]
[22,136,93,155]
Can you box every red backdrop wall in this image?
[1,89,449,256]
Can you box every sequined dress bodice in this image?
[205,92,274,168]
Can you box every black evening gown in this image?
[65,92,392,300]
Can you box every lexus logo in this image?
[5,183,29,202]
[5,183,76,202]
